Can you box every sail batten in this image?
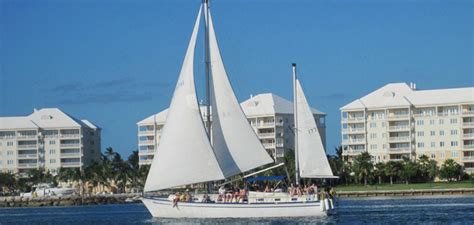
[208,11,274,177]
[144,6,225,192]
[295,79,336,178]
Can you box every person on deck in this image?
[172,192,180,207]
[218,186,226,202]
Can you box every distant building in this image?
[137,93,326,166]
[340,83,474,174]
[0,108,101,175]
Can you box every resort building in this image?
[340,83,474,174]
[0,108,101,175]
[137,93,326,166]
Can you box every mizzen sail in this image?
[295,79,336,178]
[207,11,274,177]
[144,7,225,192]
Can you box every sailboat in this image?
[142,1,337,218]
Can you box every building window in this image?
[7,151,13,156]
[440,152,445,159]
[49,149,56,154]
[49,140,56,145]
[370,122,376,128]
[431,142,435,148]
[383,144,387,149]
[90,131,95,136]
[450,130,458,135]
[417,143,424,148]
[370,133,377,139]
[90,141,95,145]
[370,144,377,150]
[430,131,435,136]
[451,141,458,147]
[417,120,424,126]
[439,119,444,125]
[50,159,56,164]
[440,130,445,136]
[417,131,424,137]
[452,151,459,157]
[431,153,436,159]
[382,122,386,127]
[382,133,386,138]
[7,141,13,146]
[7,160,13,165]
[450,118,458,124]
[440,141,445,147]
[430,120,435,125]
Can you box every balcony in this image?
[262,143,275,148]
[17,144,37,149]
[388,125,410,131]
[139,130,155,136]
[389,147,411,153]
[462,111,474,116]
[462,156,474,162]
[60,143,81,148]
[17,154,37,159]
[59,134,81,139]
[61,161,81,167]
[388,136,411,142]
[258,121,275,128]
[139,159,153,165]
[139,140,155,145]
[464,144,474,149]
[343,149,366,155]
[17,163,37,168]
[342,139,365,145]
[462,122,474,127]
[276,142,284,148]
[342,117,365,123]
[139,149,155,155]
[16,135,37,140]
[463,133,474,139]
[259,132,275,138]
[342,127,365,134]
[60,152,81,157]
[388,114,410,120]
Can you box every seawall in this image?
[336,188,474,198]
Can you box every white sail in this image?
[207,11,274,177]
[295,79,336,178]
[144,7,225,192]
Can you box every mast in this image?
[292,63,300,186]
[204,0,212,193]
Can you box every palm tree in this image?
[105,147,116,161]
[439,159,464,181]
[0,172,15,194]
[400,157,419,184]
[352,152,373,185]
[373,162,385,185]
[384,161,402,185]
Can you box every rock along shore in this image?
[0,193,142,208]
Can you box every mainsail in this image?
[144,7,225,192]
[208,11,274,177]
[295,79,336,178]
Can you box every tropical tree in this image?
[352,152,373,185]
[439,159,464,181]
[384,161,402,185]
[373,162,385,185]
[418,155,438,182]
[0,172,15,194]
[399,158,419,184]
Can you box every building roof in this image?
[0,117,38,130]
[341,83,474,110]
[0,108,97,130]
[241,93,325,116]
[138,93,326,125]
[81,120,100,130]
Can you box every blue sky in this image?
[1,0,473,157]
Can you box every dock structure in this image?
[336,188,474,198]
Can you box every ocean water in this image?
[0,196,473,225]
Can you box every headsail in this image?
[207,11,274,177]
[295,79,337,178]
[144,6,225,192]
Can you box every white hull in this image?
[142,197,332,218]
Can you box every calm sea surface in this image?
[0,196,473,225]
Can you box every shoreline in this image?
[0,193,142,208]
[1,188,474,208]
[336,188,474,198]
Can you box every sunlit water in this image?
[0,196,473,225]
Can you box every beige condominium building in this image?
[0,108,101,175]
[340,83,474,174]
[137,93,326,166]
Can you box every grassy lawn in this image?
[335,181,474,192]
